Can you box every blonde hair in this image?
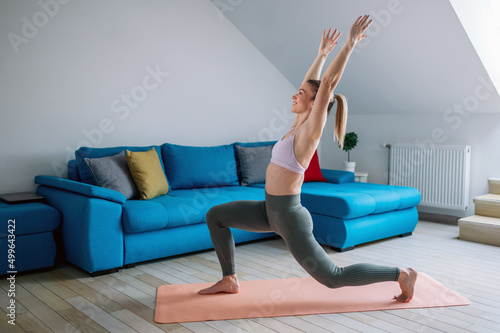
[332,93,348,149]
[306,80,348,149]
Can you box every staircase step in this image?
[474,194,500,218]
[458,215,500,247]
[489,178,500,195]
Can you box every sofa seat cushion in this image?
[167,186,265,223]
[300,182,420,219]
[123,195,206,234]
[123,200,167,234]
[123,186,266,234]
[0,202,60,236]
[343,183,421,213]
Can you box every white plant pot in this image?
[343,161,356,173]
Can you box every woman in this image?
[199,15,417,303]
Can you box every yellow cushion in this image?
[126,148,169,199]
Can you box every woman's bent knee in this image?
[206,203,232,229]
[206,205,222,226]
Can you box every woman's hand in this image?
[318,28,342,57]
[347,15,372,45]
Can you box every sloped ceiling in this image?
[218,0,500,114]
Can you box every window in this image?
[450,0,500,94]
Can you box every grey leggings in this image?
[206,192,400,288]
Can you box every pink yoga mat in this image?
[154,273,470,324]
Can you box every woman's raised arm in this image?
[302,28,342,83]
[317,16,371,94]
[304,15,372,143]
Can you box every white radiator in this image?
[389,143,471,210]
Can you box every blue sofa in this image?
[35,142,420,276]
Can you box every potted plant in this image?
[340,132,358,173]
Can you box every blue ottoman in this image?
[0,202,61,275]
[300,182,421,251]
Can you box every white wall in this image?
[0,0,296,193]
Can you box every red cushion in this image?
[304,150,326,182]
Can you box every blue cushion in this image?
[68,160,80,181]
[0,232,57,274]
[339,183,401,214]
[300,182,421,219]
[0,202,61,236]
[163,189,232,226]
[123,194,213,232]
[340,183,421,211]
[301,184,376,219]
[161,143,239,190]
[122,200,168,234]
[75,146,164,185]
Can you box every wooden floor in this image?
[1,220,500,333]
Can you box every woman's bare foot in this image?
[198,275,240,295]
[394,268,418,303]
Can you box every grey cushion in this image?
[85,152,138,199]
[235,145,274,185]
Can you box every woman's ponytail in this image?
[306,80,348,148]
[331,94,348,149]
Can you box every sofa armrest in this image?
[35,175,126,204]
[321,169,355,184]
[36,179,124,274]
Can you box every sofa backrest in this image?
[68,159,80,182]
[161,143,239,190]
[68,141,277,190]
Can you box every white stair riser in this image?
[489,181,500,195]
[459,220,500,247]
[475,201,500,218]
